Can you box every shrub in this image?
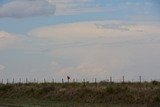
[0,84,13,92]
[152,80,159,85]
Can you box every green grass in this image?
[0,98,158,107]
[0,81,160,105]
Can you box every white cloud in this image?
[52,46,129,80]
[0,0,55,18]
[0,31,21,49]
[0,65,5,71]
[46,0,104,15]
[1,20,160,81]
[27,20,160,81]
[50,61,60,70]
[28,21,160,45]
[55,63,107,80]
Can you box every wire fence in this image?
[0,76,160,84]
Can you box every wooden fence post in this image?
[7,79,9,84]
[83,79,85,83]
[19,78,21,83]
[62,78,64,83]
[110,76,112,83]
[95,78,97,83]
[139,76,142,83]
[123,76,125,83]
[34,78,36,83]
[83,79,86,86]
[1,79,3,84]
[44,78,46,83]
[12,78,14,84]
[52,78,54,83]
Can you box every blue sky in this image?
[0,0,160,83]
[1,0,159,34]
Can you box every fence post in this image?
[83,79,86,86]
[139,76,142,83]
[7,79,9,84]
[123,76,125,83]
[34,78,36,83]
[52,78,54,83]
[83,79,85,83]
[44,78,46,83]
[110,76,112,83]
[62,78,64,83]
[19,78,21,83]
[12,78,14,84]
[95,78,97,83]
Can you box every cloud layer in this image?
[0,64,5,71]
[0,20,160,81]
[0,31,21,49]
[29,21,160,45]
[0,0,157,20]
[47,0,103,15]
[0,0,160,81]
[26,21,160,81]
[0,0,55,18]
[0,0,96,18]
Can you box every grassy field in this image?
[0,81,160,105]
[0,99,155,107]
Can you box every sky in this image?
[0,0,160,83]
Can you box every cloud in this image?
[55,63,107,80]
[1,20,160,81]
[28,21,160,46]
[49,43,160,81]
[0,0,157,19]
[0,0,100,18]
[0,65,5,71]
[47,0,156,16]
[50,61,60,70]
[0,0,55,18]
[47,0,102,15]
[26,20,160,80]
[0,31,21,49]
[95,23,130,31]
[51,46,129,80]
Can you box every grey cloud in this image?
[0,0,56,18]
[95,23,130,31]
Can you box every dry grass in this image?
[0,81,160,104]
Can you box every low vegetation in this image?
[0,81,160,105]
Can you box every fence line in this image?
[0,76,159,84]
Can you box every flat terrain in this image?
[0,81,160,106]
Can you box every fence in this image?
[0,76,159,84]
